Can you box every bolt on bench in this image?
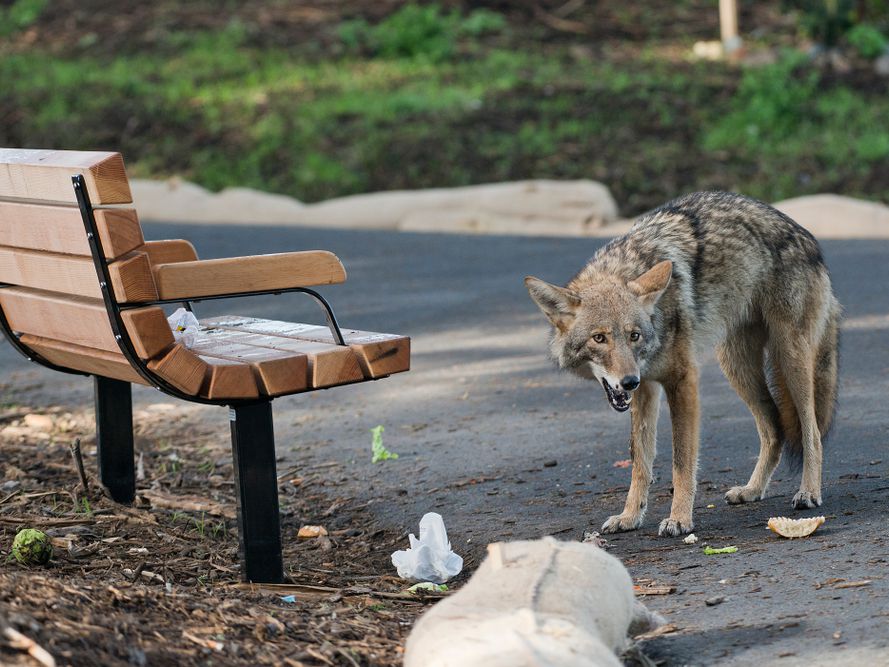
[0,149,410,583]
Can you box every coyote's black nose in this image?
[620,375,640,391]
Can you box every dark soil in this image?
[0,406,444,666]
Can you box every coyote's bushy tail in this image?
[770,303,840,470]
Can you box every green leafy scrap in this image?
[703,545,738,555]
[371,425,399,463]
[407,582,448,593]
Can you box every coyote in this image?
[525,192,840,536]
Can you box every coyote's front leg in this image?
[659,362,700,536]
[602,381,661,533]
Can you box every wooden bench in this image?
[0,149,410,583]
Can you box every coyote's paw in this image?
[725,485,762,505]
[792,490,822,510]
[601,513,642,534]
[658,517,693,537]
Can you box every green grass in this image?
[2,4,887,214]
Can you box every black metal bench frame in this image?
[0,175,353,583]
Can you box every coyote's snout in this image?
[526,259,672,414]
[526,192,840,537]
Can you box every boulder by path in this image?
[131,178,620,236]
[132,178,888,240]
[774,194,889,239]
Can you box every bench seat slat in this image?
[193,324,364,389]
[0,149,131,204]
[203,316,410,379]
[199,357,260,400]
[146,344,207,396]
[193,342,308,396]
[0,202,143,259]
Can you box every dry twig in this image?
[3,626,57,667]
[69,438,90,495]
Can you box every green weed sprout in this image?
[371,425,399,463]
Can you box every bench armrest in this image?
[152,250,347,300]
[142,239,198,264]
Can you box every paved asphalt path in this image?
[3,223,889,665]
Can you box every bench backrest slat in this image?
[0,247,157,302]
[0,201,143,258]
[0,149,131,204]
[0,287,172,358]
[21,334,149,386]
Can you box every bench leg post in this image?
[94,376,135,503]
[229,401,284,583]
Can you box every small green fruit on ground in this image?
[12,528,53,566]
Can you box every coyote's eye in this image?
[630,331,641,342]
[591,333,607,344]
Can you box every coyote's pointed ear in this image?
[525,276,580,331]
[628,260,672,310]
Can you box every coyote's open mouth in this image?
[602,378,632,412]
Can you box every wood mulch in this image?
[0,406,440,666]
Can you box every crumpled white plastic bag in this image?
[167,307,200,347]
[391,512,463,583]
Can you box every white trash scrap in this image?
[166,307,199,347]
[404,537,663,667]
[391,513,463,584]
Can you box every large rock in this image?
[403,537,661,667]
[131,179,306,225]
[131,179,619,235]
[774,194,889,239]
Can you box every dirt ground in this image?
[0,405,445,667]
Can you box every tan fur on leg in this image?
[660,360,699,536]
[601,381,661,533]
[717,324,783,504]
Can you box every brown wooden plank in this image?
[204,316,410,379]
[0,287,171,358]
[188,330,308,396]
[152,250,347,300]
[0,149,131,204]
[0,202,143,258]
[141,239,198,265]
[146,344,206,396]
[108,251,159,302]
[1,288,116,351]
[196,324,364,389]
[199,357,260,400]
[0,246,100,298]
[119,307,175,359]
[19,334,148,385]
[0,247,156,302]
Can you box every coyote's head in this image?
[525,261,672,413]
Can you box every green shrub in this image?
[702,53,818,151]
[0,0,49,37]
[337,4,506,62]
[782,0,856,47]
[845,22,888,58]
